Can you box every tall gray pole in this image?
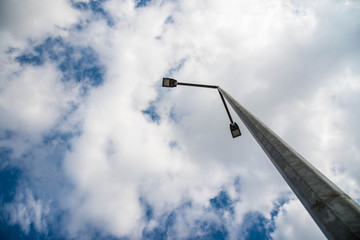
[218,87,360,240]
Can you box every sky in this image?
[0,0,360,239]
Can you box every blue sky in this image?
[1,0,360,239]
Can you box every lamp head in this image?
[162,78,178,88]
[230,122,241,138]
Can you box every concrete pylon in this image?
[218,87,360,240]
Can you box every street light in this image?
[162,78,360,239]
[230,122,241,138]
[162,78,178,88]
[162,77,241,138]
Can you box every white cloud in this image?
[63,82,233,237]
[0,63,81,158]
[0,0,79,40]
[271,197,325,240]
[0,64,70,133]
[5,187,50,234]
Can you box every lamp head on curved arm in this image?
[162,78,178,88]
[161,77,241,138]
[230,122,241,138]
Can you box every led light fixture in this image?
[230,122,241,138]
[162,78,178,88]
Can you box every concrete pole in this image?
[218,87,360,240]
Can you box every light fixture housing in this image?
[230,122,241,138]
[162,78,178,88]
